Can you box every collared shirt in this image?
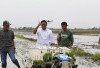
[0,29,14,52]
[35,28,55,46]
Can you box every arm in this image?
[57,41,60,47]
[98,35,100,44]
[13,40,16,54]
[69,33,74,49]
[33,22,41,34]
[57,32,61,47]
[13,40,15,49]
[49,31,55,46]
[12,31,16,53]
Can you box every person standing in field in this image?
[0,21,20,68]
[98,34,100,44]
[33,20,55,46]
[57,22,74,49]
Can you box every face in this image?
[41,22,47,30]
[3,25,10,30]
[61,25,67,31]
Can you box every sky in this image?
[0,0,100,29]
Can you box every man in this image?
[57,22,74,49]
[33,20,55,46]
[0,21,20,68]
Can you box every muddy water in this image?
[14,38,36,68]
[76,57,100,68]
[15,31,100,54]
[15,31,99,45]
[74,35,100,54]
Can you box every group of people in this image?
[33,20,74,49]
[0,20,100,68]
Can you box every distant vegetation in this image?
[0,26,100,35]
[12,27,34,30]
[9,26,100,35]
[7,26,100,30]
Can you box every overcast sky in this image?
[0,0,100,28]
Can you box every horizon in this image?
[0,0,100,29]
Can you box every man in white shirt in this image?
[33,20,55,46]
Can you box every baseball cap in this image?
[3,20,11,26]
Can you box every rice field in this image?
[0,30,100,68]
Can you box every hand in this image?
[14,49,16,54]
[50,43,55,46]
[38,22,41,26]
[69,46,72,49]
[56,45,59,48]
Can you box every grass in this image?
[71,29,100,35]
[92,53,100,60]
[15,34,25,39]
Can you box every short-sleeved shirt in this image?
[58,30,74,47]
[0,30,14,52]
[35,28,55,46]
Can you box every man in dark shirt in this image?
[57,22,74,49]
[0,21,20,68]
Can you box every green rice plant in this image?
[43,53,52,62]
[92,53,100,60]
[33,60,45,68]
[54,52,60,56]
[33,60,45,65]
[65,51,76,65]
[74,49,85,56]
[66,50,75,57]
